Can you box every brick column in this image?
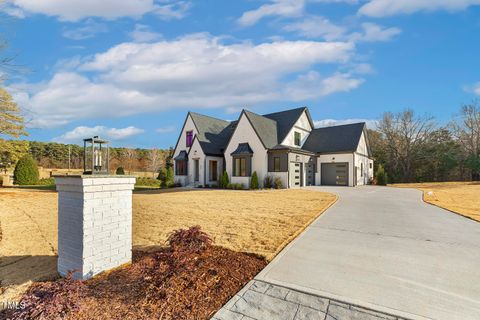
[54,175,136,280]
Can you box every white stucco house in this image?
[172,107,374,188]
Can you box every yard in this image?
[391,182,480,222]
[0,188,336,309]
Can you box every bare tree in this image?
[148,148,163,178]
[451,101,480,180]
[123,148,137,174]
[377,109,436,182]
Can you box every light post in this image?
[83,136,109,174]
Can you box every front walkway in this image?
[214,186,480,320]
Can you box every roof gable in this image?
[243,110,278,149]
[302,122,366,154]
[263,107,313,143]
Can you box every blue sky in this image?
[2,0,480,148]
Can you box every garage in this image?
[289,162,302,187]
[321,163,348,186]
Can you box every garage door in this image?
[289,162,302,187]
[321,163,348,186]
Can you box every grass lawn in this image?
[0,188,336,305]
[391,182,480,222]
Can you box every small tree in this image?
[220,171,229,189]
[14,154,39,185]
[116,167,125,175]
[158,167,174,188]
[250,171,259,190]
[376,164,388,186]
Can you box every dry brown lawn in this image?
[0,188,335,305]
[391,182,480,222]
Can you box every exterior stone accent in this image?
[212,281,406,320]
[54,175,136,280]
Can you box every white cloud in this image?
[475,83,480,96]
[156,125,176,133]
[348,22,401,42]
[314,118,378,129]
[3,0,191,21]
[359,0,480,17]
[14,34,360,128]
[129,24,162,43]
[465,82,480,96]
[283,16,347,40]
[238,0,357,27]
[62,19,108,40]
[238,0,305,27]
[53,125,144,143]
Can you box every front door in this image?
[289,162,302,187]
[209,160,217,181]
[194,159,199,182]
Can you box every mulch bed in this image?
[2,227,266,320]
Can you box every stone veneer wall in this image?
[54,176,136,280]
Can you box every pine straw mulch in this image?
[2,227,267,320]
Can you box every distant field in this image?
[0,188,335,304]
[391,182,480,222]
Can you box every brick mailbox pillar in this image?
[54,175,136,280]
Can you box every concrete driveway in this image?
[254,186,480,320]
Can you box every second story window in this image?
[294,131,301,146]
[186,131,194,147]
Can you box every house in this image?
[172,107,373,188]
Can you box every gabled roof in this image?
[243,110,278,149]
[189,112,235,156]
[230,143,254,156]
[263,107,313,143]
[302,122,367,154]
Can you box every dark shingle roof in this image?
[263,107,311,143]
[243,110,278,149]
[230,143,254,156]
[302,122,366,154]
[189,113,236,156]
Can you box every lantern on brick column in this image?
[83,136,109,174]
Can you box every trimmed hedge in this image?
[14,155,39,185]
[250,171,259,190]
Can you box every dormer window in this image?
[186,131,194,147]
[294,131,301,146]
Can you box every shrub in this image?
[250,171,259,190]
[135,177,161,187]
[264,175,273,188]
[167,225,212,253]
[10,271,87,320]
[273,177,283,189]
[219,171,229,189]
[375,164,388,186]
[14,155,39,185]
[232,183,244,190]
[226,183,233,189]
[158,167,174,188]
[116,167,125,175]
[37,178,55,186]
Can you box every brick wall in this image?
[55,176,136,280]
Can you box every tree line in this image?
[0,140,173,175]
[370,100,480,183]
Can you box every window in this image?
[294,131,301,146]
[273,157,280,172]
[369,163,372,169]
[233,157,249,176]
[361,163,364,177]
[186,131,194,147]
[175,160,187,175]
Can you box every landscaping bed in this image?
[391,182,480,222]
[0,188,336,307]
[2,227,266,320]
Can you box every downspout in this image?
[353,152,356,187]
